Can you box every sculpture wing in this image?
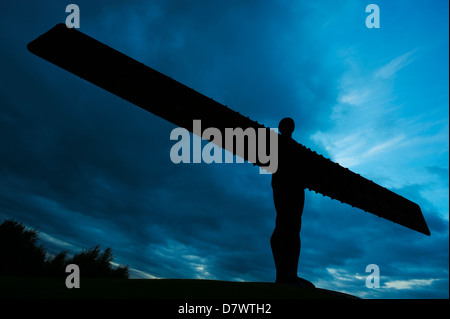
[27,24,430,235]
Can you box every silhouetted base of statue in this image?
[270,231,315,288]
[270,227,315,288]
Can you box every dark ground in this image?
[0,276,358,299]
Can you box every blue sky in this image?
[0,1,448,298]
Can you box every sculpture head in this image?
[278,117,295,137]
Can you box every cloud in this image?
[375,51,415,79]
[384,278,439,290]
[39,232,77,251]
[312,131,407,168]
[126,266,159,279]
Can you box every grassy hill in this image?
[0,276,358,299]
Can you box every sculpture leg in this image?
[271,187,304,284]
[271,228,300,284]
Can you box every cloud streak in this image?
[375,51,415,79]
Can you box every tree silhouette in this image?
[69,245,129,279]
[0,219,46,276]
[0,219,129,279]
[45,250,69,277]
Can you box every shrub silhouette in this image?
[0,219,129,279]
